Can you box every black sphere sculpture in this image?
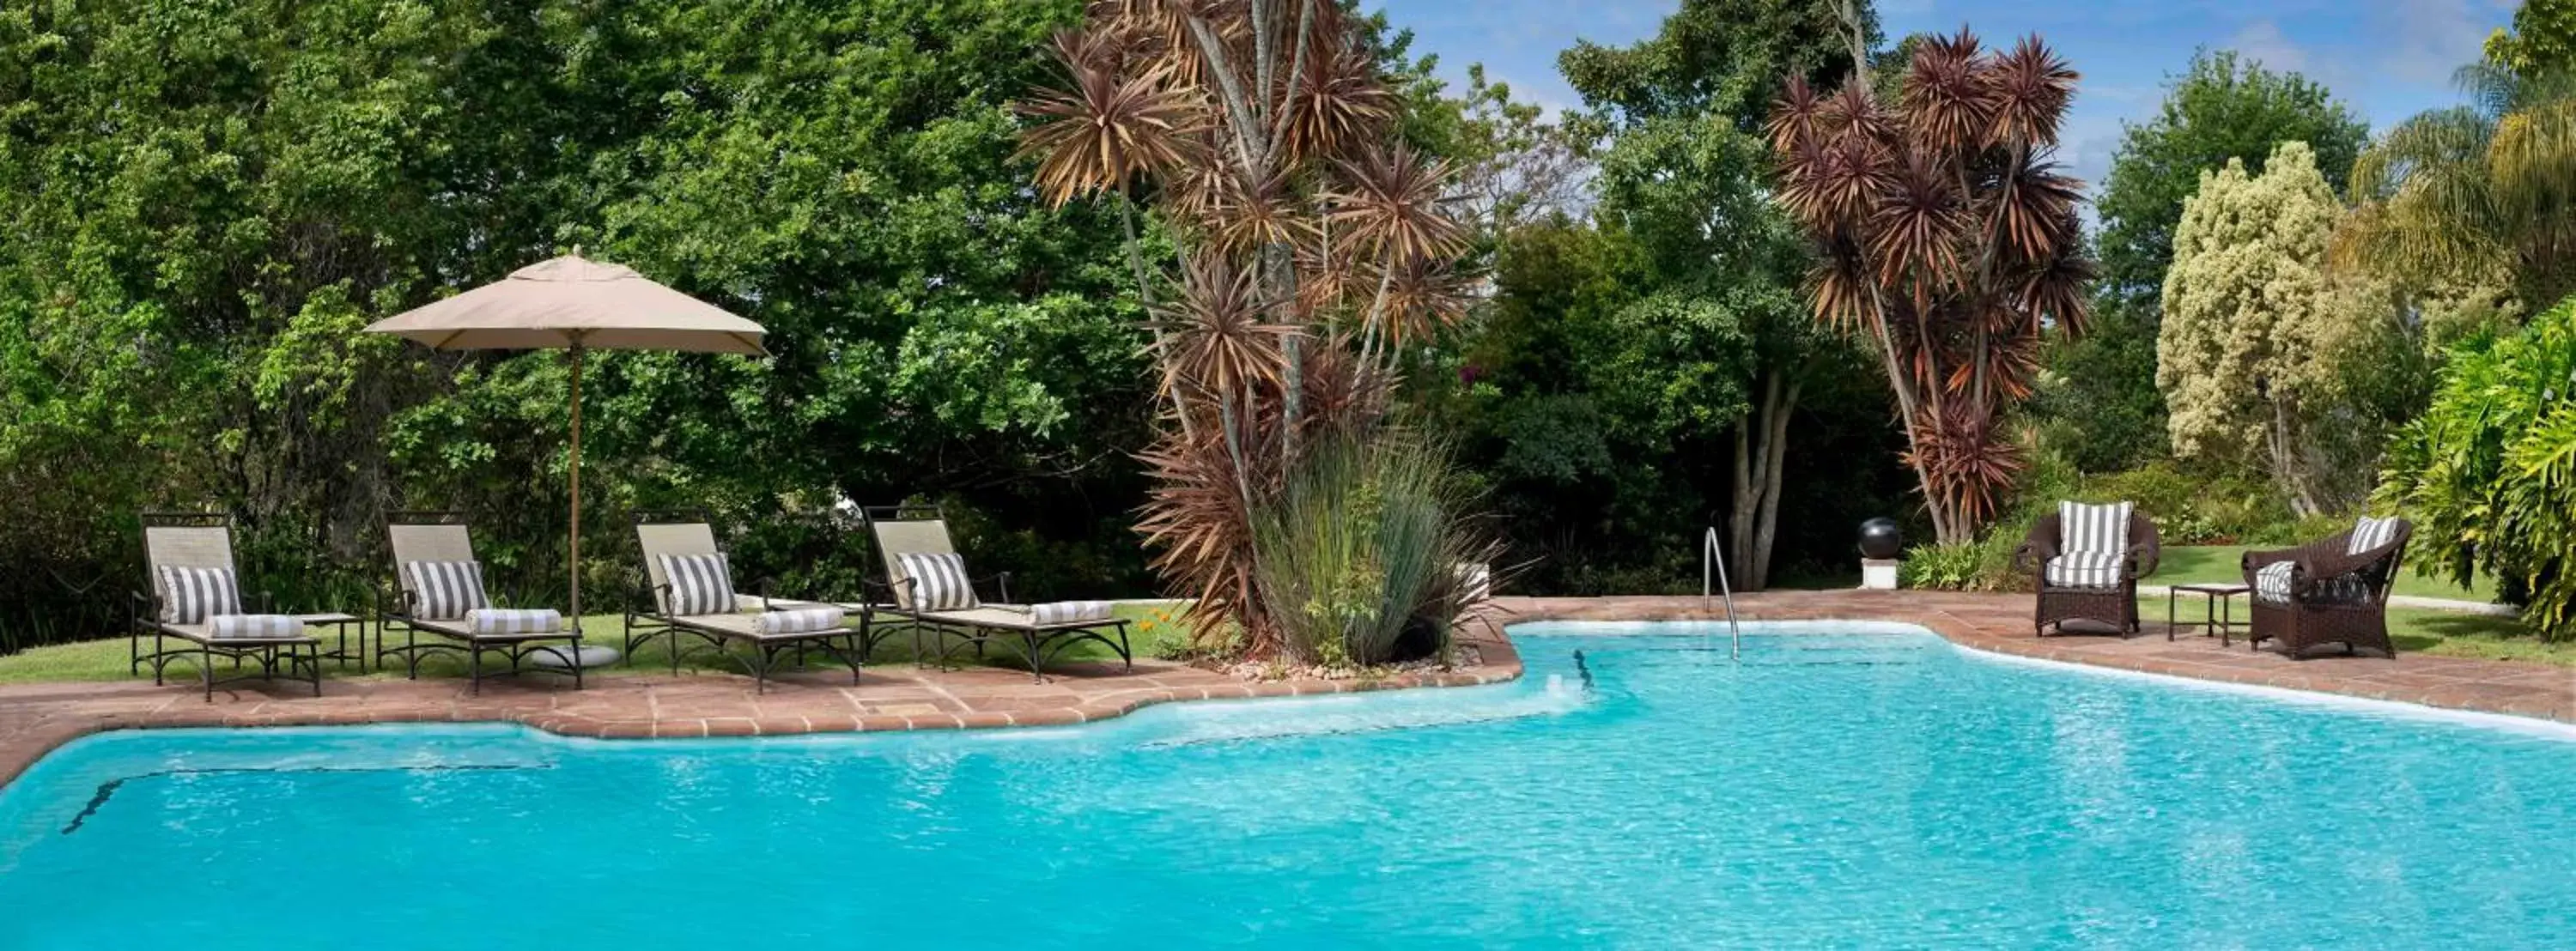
[1858,518,1903,560]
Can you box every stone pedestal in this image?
[1861,559,1901,591]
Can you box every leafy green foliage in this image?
[2485,0,2576,79]
[0,0,1157,648]
[2045,50,2367,472]
[2379,294,2576,639]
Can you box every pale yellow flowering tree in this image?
[2158,141,2374,517]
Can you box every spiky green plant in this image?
[1249,432,1485,666]
[2378,293,2576,639]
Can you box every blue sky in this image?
[1367,0,2520,196]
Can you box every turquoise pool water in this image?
[3,623,2573,948]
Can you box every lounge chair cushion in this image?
[657,552,737,616]
[2058,500,2134,555]
[157,566,242,624]
[156,566,243,625]
[754,606,847,635]
[2254,560,2368,606]
[2044,551,2127,590]
[896,552,979,611]
[2348,515,2401,555]
[210,614,304,639]
[465,608,563,636]
[1029,601,1113,625]
[402,560,490,620]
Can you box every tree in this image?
[2045,50,2367,472]
[2337,60,2576,307]
[2158,142,2387,516]
[0,0,1160,645]
[1770,23,2094,544]
[1018,1,1479,661]
[2484,0,2576,79]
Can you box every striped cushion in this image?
[465,608,563,636]
[896,552,978,611]
[754,606,847,635]
[1030,601,1112,625]
[155,566,242,625]
[402,560,489,621]
[656,553,737,616]
[2044,551,2127,590]
[2348,516,2400,555]
[2254,560,2297,604]
[209,614,303,639]
[2059,500,2134,556]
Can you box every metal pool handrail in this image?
[1703,526,1741,662]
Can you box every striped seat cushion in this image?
[1030,600,1113,625]
[2044,551,2128,590]
[656,553,737,617]
[465,608,563,636]
[2257,562,2372,606]
[156,566,242,625]
[209,614,304,639]
[402,560,490,621]
[895,552,979,611]
[2059,500,2135,556]
[754,606,847,635]
[2348,515,2401,554]
[2254,560,2297,604]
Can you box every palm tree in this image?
[1016,1,1474,657]
[2337,63,2576,306]
[1767,25,2093,543]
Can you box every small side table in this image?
[301,612,370,672]
[2167,583,2250,645]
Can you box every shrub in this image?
[2379,294,2576,638]
[1250,433,1487,666]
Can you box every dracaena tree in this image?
[1767,24,2093,544]
[1017,0,1474,658]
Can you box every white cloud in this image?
[2379,0,2507,83]
[2225,20,2309,74]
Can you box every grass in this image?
[0,603,1198,686]
[2135,596,2576,666]
[2154,545,2498,603]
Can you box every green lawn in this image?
[2153,545,2498,603]
[2135,596,2576,666]
[0,603,1196,686]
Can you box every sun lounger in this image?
[379,512,586,694]
[625,511,873,692]
[130,513,324,701]
[860,505,1131,682]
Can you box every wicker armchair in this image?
[2012,507,2160,636]
[2241,518,2412,658]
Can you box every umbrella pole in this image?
[568,338,585,637]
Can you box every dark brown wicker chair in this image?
[2241,518,2413,658]
[2013,508,2160,636]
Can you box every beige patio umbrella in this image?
[365,252,767,633]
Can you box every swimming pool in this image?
[3,622,2572,948]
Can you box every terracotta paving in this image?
[6,590,2573,788]
[0,627,1522,788]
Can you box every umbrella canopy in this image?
[365,253,766,642]
[365,254,766,354]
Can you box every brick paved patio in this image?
[5,590,2571,787]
